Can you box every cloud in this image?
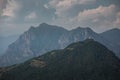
[0,0,54,36]
[79,0,96,4]
[51,4,120,32]
[115,12,120,25]
[44,4,49,9]
[0,0,7,15]
[47,0,120,32]
[47,0,96,17]
[74,5,119,31]
[25,12,37,20]
[0,0,3,8]
[76,5,116,24]
[0,0,120,36]
[1,0,21,17]
[0,0,21,24]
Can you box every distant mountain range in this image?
[0,23,120,67]
[0,39,120,80]
[100,28,120,57]
[100,28,120,45]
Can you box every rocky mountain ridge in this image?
[0,23,119,67]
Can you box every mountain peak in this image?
[109,28,120,32]
[36,23,68,33]
[84,38,94,42]
[66,39,95,48]
[29,26,36,30]
[72,27,93,32]
[1,23,119,68]
[37,23,57,30]
[102,28,120,34]
[76,27,92,30]
[39,23,49,26]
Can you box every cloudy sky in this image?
[0,0,120,36]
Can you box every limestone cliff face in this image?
[0,27,36,66]
[0,23,68,66]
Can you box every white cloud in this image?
[115,12,120,25]
[0,0,6,16]
[25,12,37,20]
[51,4,120,32]
[0,0,120,36]
[74,5,119,31]
[44,4,49,9]
[47,0,120,32]
[76,5,116,23]
[78,0,96,4]
[47,0,96,17]
[1,0,20,17]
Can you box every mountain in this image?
[0,35,18,55]
[58,27,120,59]
[0,23,119,67]
[100,28,120,45]
[58,27,113,50]
[100,28,120,57]
[0,39,120,80]
[0,23,68,66]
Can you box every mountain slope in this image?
[59,27,109,48]
[59,27,119,58]
[100,28,120,45]
[0,23,68,66]
[0,39,120,80]
[100,28,120,57]
[0,23,119,67]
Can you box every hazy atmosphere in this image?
[0,0,120,36]
[0,1,120,80]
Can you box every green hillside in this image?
[0,39,120,80]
